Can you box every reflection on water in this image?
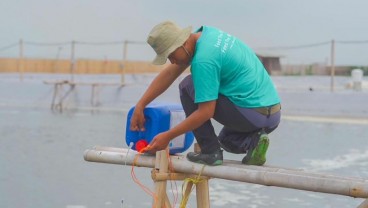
[0,74,367,208]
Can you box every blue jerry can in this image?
[126,103,194,154]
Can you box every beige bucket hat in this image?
[147,21,192,65]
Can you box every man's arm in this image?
[167,100,216,138]
[130,63,188,131]
[145,100,216,153]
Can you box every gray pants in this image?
[179,75,281,154]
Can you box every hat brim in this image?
[152,26,192,65]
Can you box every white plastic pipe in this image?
[84,147,368,198]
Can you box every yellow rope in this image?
[179,165,206,208]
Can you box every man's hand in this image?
[143,132,171,154]
[130,107,146,131]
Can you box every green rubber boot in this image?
[242,131,269,166]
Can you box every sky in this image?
[1,0,368,66]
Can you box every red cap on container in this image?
[135,139,149,152]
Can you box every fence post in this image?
[330,39,335,92]
[18,39,24,82]
[70,40,75,82]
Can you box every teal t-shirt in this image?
[191,26,280,108]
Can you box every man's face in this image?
[168,45,191,66]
